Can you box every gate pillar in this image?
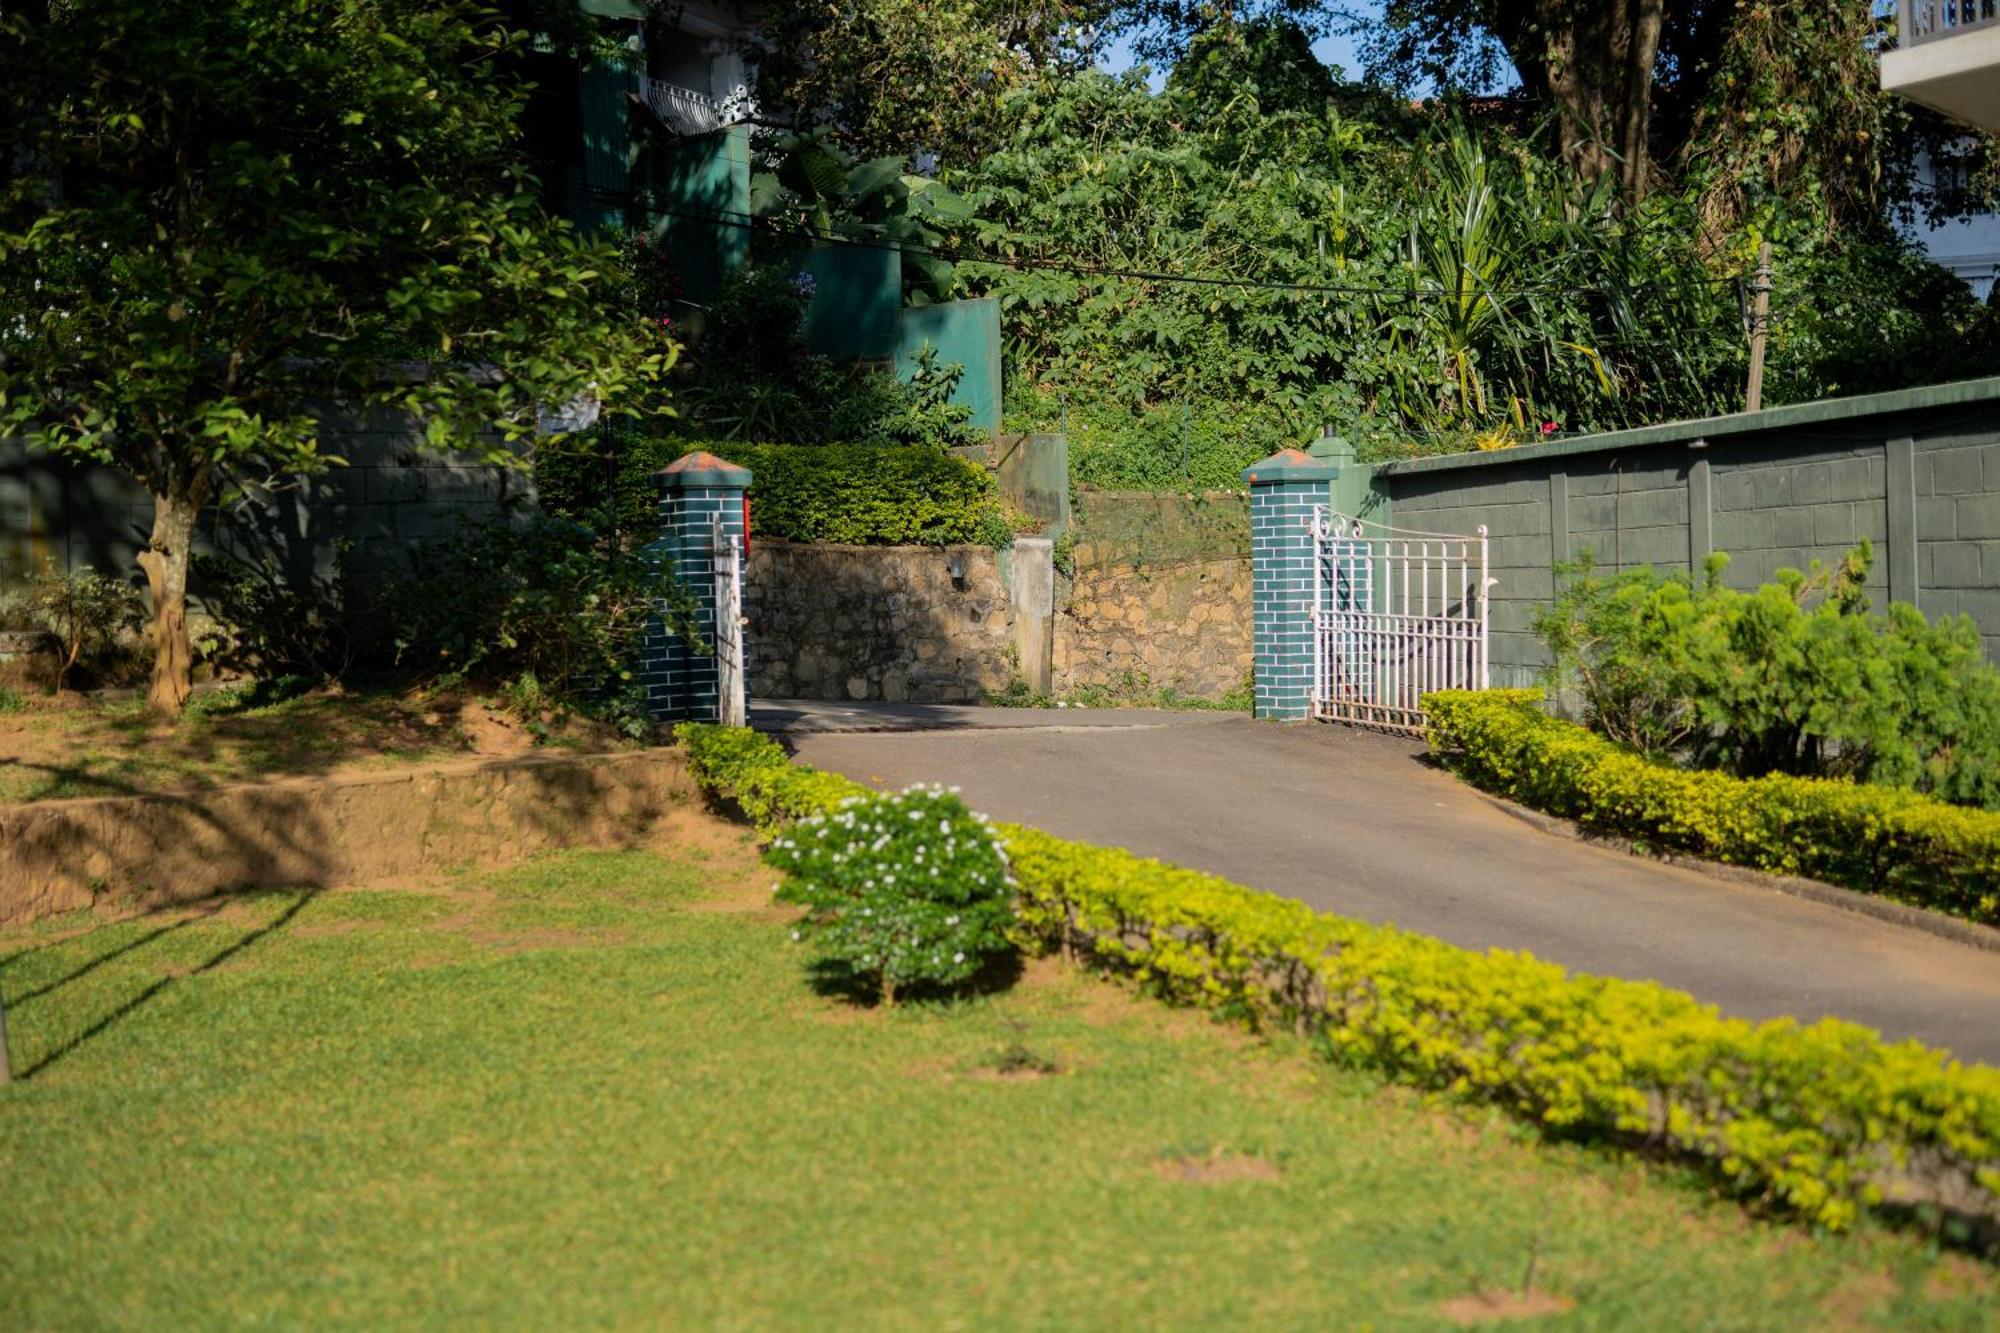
[1245,448,1339,721]
[645,450,752,724]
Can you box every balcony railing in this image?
[638,78,745,137]
[1905,0,2000,45]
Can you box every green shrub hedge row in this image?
[1425,689,2000,928]
[678,722,2000,1234]
[535,432,1005,547]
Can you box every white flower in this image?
[946,915,959,926]
[1057,700,1069,709]
[953,952,965,964]
[790,930,802,941]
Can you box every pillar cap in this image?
[657,450,752,490]
[1243,448,1339,485]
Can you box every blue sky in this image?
[1092,7,1377,91]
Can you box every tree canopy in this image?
[0,0,672,711]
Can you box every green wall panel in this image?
[894,297,1003,436]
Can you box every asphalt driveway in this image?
[764,701,2000,1065]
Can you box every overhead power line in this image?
[646,203,1745,304]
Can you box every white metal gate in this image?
[711,515,747,728]
[1310,507,1490,734]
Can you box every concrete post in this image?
[644,450,752,724]
[1246,448,1341,721]
[1004,536,1056,696]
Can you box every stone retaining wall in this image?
[1055,557,1251,697]
[745,541,1019,703]
[1055,490,1252,698]
[0,747,693,926]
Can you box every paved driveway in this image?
[764,702,2000,1065]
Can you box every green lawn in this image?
[1,830,1992,1328]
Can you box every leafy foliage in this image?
[377,509,698,737]
[17,570,145,693]
[192,547,357,684]
[743,0,1102,163]
[766,784,1016,1003]
[670,263,982,447]
[681,719,2000,1234]
[0,0,674,711]
[1537,550,2000,807]
[958,67,1747,469]
[1426,688,2000,926]
[750,131,978,304]
[538,433,1006,548]
[951,29,1999,478]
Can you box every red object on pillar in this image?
[742,495,752,557]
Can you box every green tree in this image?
[741,0,1105,163]
[0,0,673,713]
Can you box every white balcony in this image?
[638,78,747,137]
[1881,1,2000,133]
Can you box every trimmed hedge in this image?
[1426,689,2000,928]
[535,432,1004,547]
[678,722,2000,1235]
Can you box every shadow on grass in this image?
[17,888,316,1080]
[804,947,1026,1010]
[3,900,229,1002]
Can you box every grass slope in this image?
[0,833,1992,1328]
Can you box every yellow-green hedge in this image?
[678,722,2000,1234]
[1425,689,2000,927]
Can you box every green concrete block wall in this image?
[895,297,1003,436]
[795,243,901,361]
[1372,378,2000,683]
[655,126,752,301]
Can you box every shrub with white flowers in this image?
[767,784,1014,1004]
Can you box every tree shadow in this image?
[803,946,1025,1009]
[3,899,228,1002]
[17,888,315,1080]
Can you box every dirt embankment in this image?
[0,747,695,926]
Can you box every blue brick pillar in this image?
[1245,448,1340,721]
[644,450,752,723]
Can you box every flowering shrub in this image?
[766,784,1015,1004]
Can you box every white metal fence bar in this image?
[1309,507,1490,735]
[712,515,746,728]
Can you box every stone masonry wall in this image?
[1055,560,1250,697]
[1054,490,1252,698]
[744,541,1018,703]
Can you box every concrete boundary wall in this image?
[1318,377,2000,687]
[1,409,525,589]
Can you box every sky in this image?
[1091,5,1379,92]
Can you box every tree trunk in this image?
[1499,0,1667,199]
[136,480,204,715]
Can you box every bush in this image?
[669,261,982,450]
[377,509,698,736]
[678,720,2000,1235]
[1425,688,2000,927]
[19,568,145,692]
[537,433,1007,547]
[193,546,355,683]
[767,784,1015,1003]
[1537,549,2000,808]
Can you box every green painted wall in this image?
[1362,377,2000,684]
[794,244,901,361]
[895,297,1003,436]
[655,126,751,301]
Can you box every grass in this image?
[1,831,1993,1328]
[0,682,632,803]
